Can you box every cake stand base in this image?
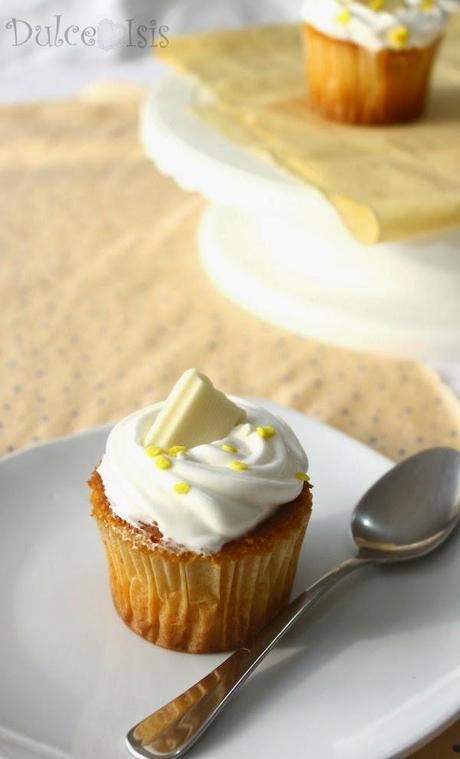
[199,205,460,361]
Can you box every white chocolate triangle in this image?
[144,369,246,449]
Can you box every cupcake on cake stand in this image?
[141,74,460,364]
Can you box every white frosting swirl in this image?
[98,398,308,554]
[301,0,451,50]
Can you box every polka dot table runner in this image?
[0,86,459,756]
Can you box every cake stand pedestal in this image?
[141,76,460,364]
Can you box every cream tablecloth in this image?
[0,86,459,757]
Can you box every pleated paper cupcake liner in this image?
[304,24,440,125]
[95,509,310,653]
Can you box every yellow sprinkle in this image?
[387,25,409,47]
[256,425,277,439]
[221,443,238,453]
[336,8,351,24]
[296,471,310,482]
[154,454,172,470]
[173,481,190,494]
[420,0,434,8]
[369,0,384,10]
[168,445,187,457]
[145,445,163,457]
[229,460,248,472]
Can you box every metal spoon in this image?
[126,447,460,759]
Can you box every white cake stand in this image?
[141,76,460,363]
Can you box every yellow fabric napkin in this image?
[0,87,459,756]
[158,17,460,243]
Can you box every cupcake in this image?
[301,0,451,125]
[89,369,312,653]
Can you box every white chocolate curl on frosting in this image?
[301,0,452,51]
[97,398,309,554]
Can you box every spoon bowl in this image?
[352,447,460,561]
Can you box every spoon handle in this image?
[126,556,371,759]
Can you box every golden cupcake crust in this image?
[88,469,312,563]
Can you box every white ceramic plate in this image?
[1,400,459,759]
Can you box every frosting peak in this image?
[301,0,452,50]
[98,398,309,554]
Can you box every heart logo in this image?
[97,18,126,51]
